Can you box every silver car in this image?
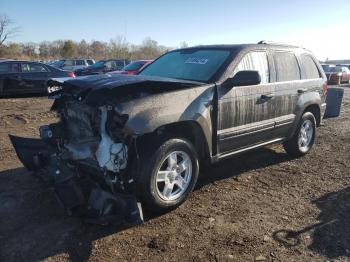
[51,59,95,71]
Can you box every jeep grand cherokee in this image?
[10,41,327,223]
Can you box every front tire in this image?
[283,112,316,157]
[136,138,199,212]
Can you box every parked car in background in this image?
[336,64,350,70]
[109,60,153,75]
[10,42,327,223]
[51,59,95,71]
[321,64,333,72]
[75,59,129,76]
[0,60,75,97]
[323,65,350,85]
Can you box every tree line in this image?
[0,13,192,61]
[0,36,186,61]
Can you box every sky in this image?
[1,0,350,60]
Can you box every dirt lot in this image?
[0,87,349,262]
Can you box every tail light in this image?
[322,81,328,97]
[68,71,75,77]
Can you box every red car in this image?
[110,60,153,75]
[323,65,350,85]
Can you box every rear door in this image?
[0,62,21,95]
[273,51,323,137]
[20,62,50,94]
[272,51,301,136]
[217,50,276,153]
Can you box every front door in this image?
[20,62,49,94]
[217,50,276,154]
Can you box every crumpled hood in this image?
[48,73,203,107]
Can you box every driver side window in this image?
[232,51,270,84]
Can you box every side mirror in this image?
[228,70,261,87]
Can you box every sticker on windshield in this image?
[185,58,209,64]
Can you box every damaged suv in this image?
[10,42,327,224]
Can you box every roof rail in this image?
[257,40,300,48]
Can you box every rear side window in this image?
[300,54,321,79]
[21,63,47,72]
[232,51,270,84]
[274,51,300,81]
[76,60,85,66]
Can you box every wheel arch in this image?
[303,104,321,127]
[136,120,212,164]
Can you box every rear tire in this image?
[283,112,316,157]
[135,138,199,213]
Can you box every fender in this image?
[116,83,216,155]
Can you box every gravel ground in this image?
[0,87,349,262]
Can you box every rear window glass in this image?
[301,54,320,79]
[321,64,331,72]
[124,61,145,71]
[327,67,342,73]
[274,51,300,81]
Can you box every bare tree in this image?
[0,14,19,46]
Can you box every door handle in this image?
[260,93,274,99]
[297,88,308,94]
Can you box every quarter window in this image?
[274,52,300,81]
[300,54,320,79]
[232,51,270,84]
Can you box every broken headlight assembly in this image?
[10,103,142,225]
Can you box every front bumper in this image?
[9,135,143,225]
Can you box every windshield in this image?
[123,61,146,71]
[139,49,231,82]
[89,60,106,68]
